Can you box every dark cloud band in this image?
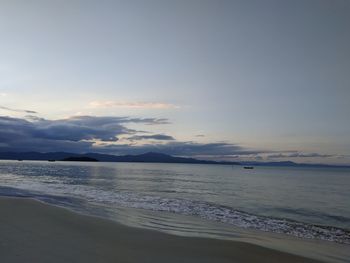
[0,105,37,114]
[0,115,332,161]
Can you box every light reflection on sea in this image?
[0,160,349,262]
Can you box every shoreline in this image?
[0,197,323,263]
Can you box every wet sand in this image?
[0,197,322,263]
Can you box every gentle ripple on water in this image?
[0,160,349,244]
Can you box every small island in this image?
[61,156,99,162]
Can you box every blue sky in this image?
[0,0,349,164]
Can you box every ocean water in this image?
[0,160,349,245]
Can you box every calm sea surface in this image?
[0,160,349,244]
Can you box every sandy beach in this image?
[0,197,322,263]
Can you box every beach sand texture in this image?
[0,198,322,263]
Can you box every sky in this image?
[0,0,349,164]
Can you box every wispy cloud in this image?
[127,134,175,141]
[0,115,171,152]
[0,114,341,163]
[0,105,37,114]
[89,101,179,109]
[0,115,257,157]
[266,152,333,158]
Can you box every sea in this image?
[0,160,349,261]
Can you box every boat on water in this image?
[243,166,254,169]
[48,160,56,162]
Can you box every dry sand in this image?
[0,197,322,263]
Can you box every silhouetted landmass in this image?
[0,151,348,168]
[0,151,239,165]
[239,161,350,168]
[104,152,239,165]
[62,156,99,162]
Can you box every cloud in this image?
[123,117,170,125]
[0,115,263,158]
[0,115,170,152]
[0,114,337,163]
[266,152,333,158]
[0,105,37,114]
[127,134,175,141]
[89,101,179,110]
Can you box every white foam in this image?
[0,173,349,244]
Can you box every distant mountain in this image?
[62,156,98,162]
[0,151,348,168]
[99,152,237,165]
[240,161,350,168]
[0,151,240,165]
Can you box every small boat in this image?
[17,159,23,161]
[48,160,56,162]
[244,166,254,169]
